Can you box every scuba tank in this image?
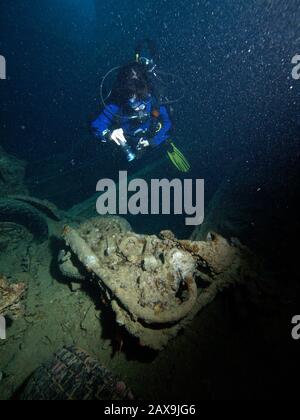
[135,39,158,74]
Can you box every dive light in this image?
[121,142,136,162]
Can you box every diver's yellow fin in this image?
[167,142,191,173]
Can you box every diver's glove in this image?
[103,128,127,146]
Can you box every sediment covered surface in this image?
[0,147,299,399]
[0,199,299,400]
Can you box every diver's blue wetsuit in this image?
[92,97,172,148]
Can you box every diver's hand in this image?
[137,138,150,149]
[110,129,127,146]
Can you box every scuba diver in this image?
[92,40,190,172]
